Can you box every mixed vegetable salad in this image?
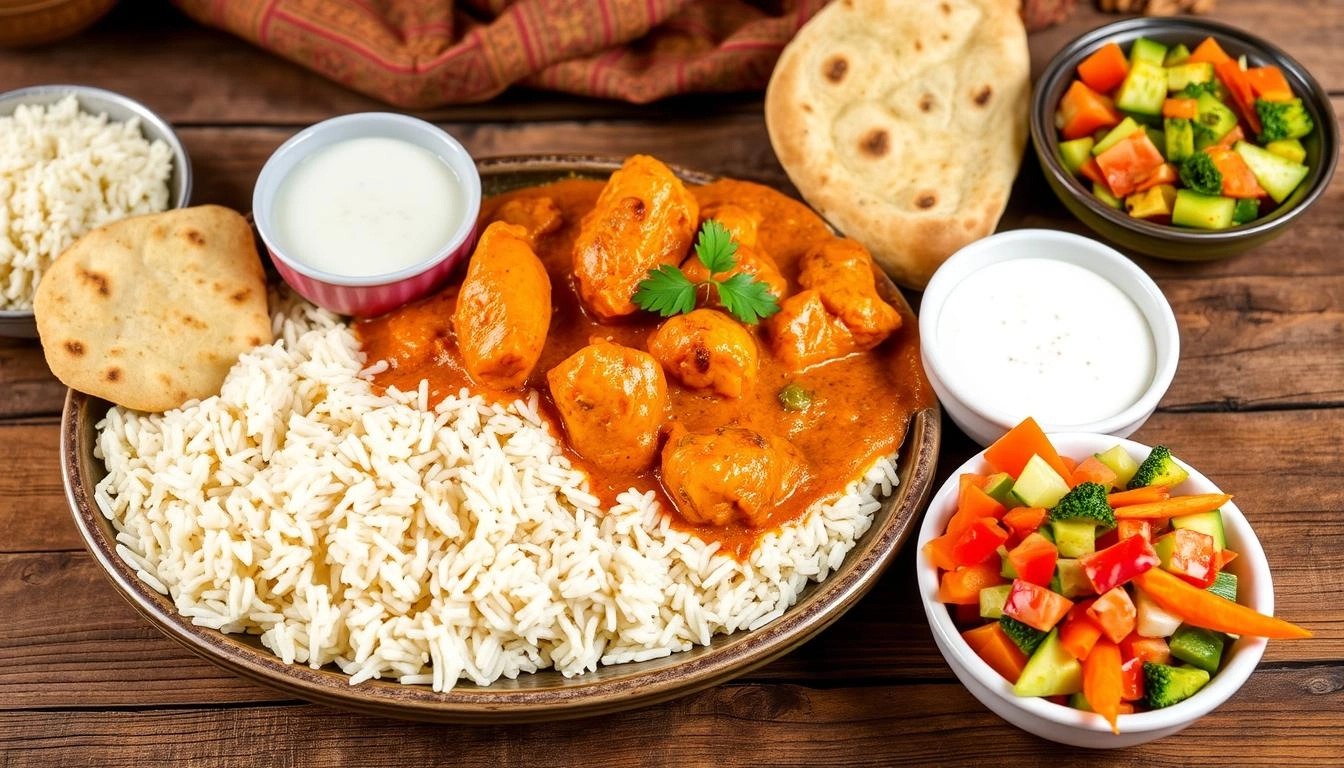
[926,418,1310,734]
[1055,35,1315,229]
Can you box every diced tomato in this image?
[1157,527,1218,588]
[1078,42,1130,93]
[1186,36,1233,67]
[1056,80,1123,140]
[1162,97,1199,120]
[1088,587,1138,644]
[953,517,1011,567]
[1078,535,1160,595]
[1120,656,1145,701]
[1071,456,1118,489]
[939,561,1006,605]
[1116,519,1153,543]
[1002,579,1074,632]
[1244,65,1294,102]
[1094,526,1120,552]
[1215,59,1263,136]
[1007,532,1059,587]
[1121,633,1172,666]
[1206,147,1268,198]
[1095,131,1166,197]
[1003,506,1049,541]
[1133,162,1180,194]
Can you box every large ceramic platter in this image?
[62,154,941,723]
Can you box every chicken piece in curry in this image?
[356,156,931,559]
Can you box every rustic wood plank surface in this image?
[1,0,1341,766]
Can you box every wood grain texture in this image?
[0,668,1340,768]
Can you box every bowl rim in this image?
[61,152,943,723]
[916,431,1273,737]
[0,83,193,325]
[251,112,483,289]
[1030,16,1340,244]
[918,229,1179,440]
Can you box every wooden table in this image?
[2,1,1340,765]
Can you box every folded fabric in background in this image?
[171,0,1077,108]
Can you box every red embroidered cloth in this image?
[171,0,1076,108]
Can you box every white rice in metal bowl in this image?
[94,292,898,691]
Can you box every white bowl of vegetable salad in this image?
[916,424,1310,748]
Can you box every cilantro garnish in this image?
[631,219,781,324]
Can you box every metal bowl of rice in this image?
[59,156,940,723]
[0,84,191,338]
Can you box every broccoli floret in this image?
[1179,152,1223,195]
[1047,482,1116,528]
[1127,445,1190,490]
[1256,98,1314,142]
[1143,662,1211,708]
[999,616,1047,656]
[1180,80,1223,100]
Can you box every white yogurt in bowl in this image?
[919,230,1178,446]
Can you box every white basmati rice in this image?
[94,291,899,691]
[0,95,172,310]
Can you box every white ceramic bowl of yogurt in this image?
[253,113,481,317]
[919,230,1179,447]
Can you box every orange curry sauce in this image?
[356,178,932,559]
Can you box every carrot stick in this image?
[1133,568,1312,639]
[1108,486,1170,507]
[1113,493,1232,520]
[1083,638,1123,734]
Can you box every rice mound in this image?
[1,95,172,310]
[94,293,898,691]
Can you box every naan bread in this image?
[765,0,1030,288]
[34,205,272,412]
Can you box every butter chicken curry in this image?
[357,155,932,558]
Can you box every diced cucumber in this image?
[983,472,1020,508]
[979,584,1014,620]
[1116,60,1168,117]
[1232,197,1261,225]
[1171,189,1237,229]
[1146,127,1167,158]
[1059,137,1096,176]
[1130,37,1168,67]
[999,545,1017,579]
[1052,519,1098,558]
[1068,691,1095,712]
[1193,92,1238,149]
[1164,117,1194,163]
[1168,624,1227,673]
[1010,455,1072,509]
[1093,182,1124,210]
[1094,445,1139,489]
[1234,140,1310,203]
[1013,629,1083,697]
[1207,571,1238,601]
[1163,43,1191,67]
[1265,138,1307,164]
[1092,116,1143,156]
[1052,558,1094,599]
[1126,184,1177,219]
[1171,509,1226,551]
[1134,586,1184,638]
[1143,662,1210,708]
[1166,61,1214,93]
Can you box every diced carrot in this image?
[1083,638,1124,734]
[947,483,1007,537]
[1108,486,1170,507]
[1214,124,1246,150]
[1162,97,1199,120]
[1078,156,1107,186]
[1088,587,1137,644]
[983,417,1074,482]
[1134,567,1313,639]
[1216,549,1240,569]
[1078,42,1130,93]
[1207,147,1268,198]
[1215,59,1263,136]
[1056,80,1123,140]
[939,562,1007,605]
[1095,132,1167,197]
[1244,65,1294,102]
[1060,455,1078,476]
[964,623,1030,684]
[1116,519,1153,543]
[1071,456,1119,489]
[1186,36,1233,67]
[1133,162,1180,193]
[1059,610,1104,661]
[1113,493,1232,520]
[1003,506,1049,540]
[923,531,961,572]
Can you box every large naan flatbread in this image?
[765,0,1030,288]
[34,205,272,412]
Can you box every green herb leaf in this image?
[695,219,738,274]
[632,264,697,318]
[715,271,780,325]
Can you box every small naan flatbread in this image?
[34,205,272,412]
[765,0,1030,288]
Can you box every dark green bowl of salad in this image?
[1031,17,1338,261]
